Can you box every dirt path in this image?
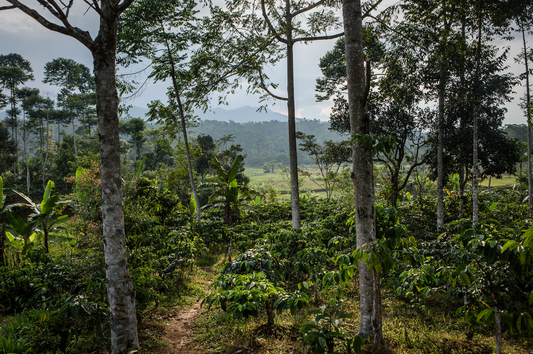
[151,300,202,354]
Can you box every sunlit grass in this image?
[186,277,533,354]
[479,175,518,187]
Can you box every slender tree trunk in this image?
[523,25,532,209]
[472,11,483,224]
[459,162,465,218]
[286,0,301,229]
[43,227,49,253]
[72,116,78,159]
[22,114,30,194]
[472,103,479,223]
[43,111,50,191]
[266,299,275,326]
[165,40,201,224]
[25,135,29,194]
[437,81,445,228]
[495,308,502,354]
[343,0,381,341]
[459,17,466,219]
[372,271,383,342]
[92,6,138,352]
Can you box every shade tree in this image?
[119,0,208,223]
[315,26,429,208]
[296,131,352,201]
[44,58,96,160]
[0,2,140,352]
[119,117,146,164]
[0,53,34,179]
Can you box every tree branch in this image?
[117,0,135,14]
[261,0,287,44]
[38,0,72,28]
[259,71,288,101]
[362,0,383,19]
[292,0,326,17]
[367,14,430,54]
[82,0,102,16]
[5,0,93,49]
[293,31,344,43]
[0,5,15,10]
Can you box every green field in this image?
[245,166,327,192]
[246,167,520,192]
[479,174,517,187]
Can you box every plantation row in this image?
[0,164,531,353]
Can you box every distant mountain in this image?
[125,104,343,166]
[126,105,288,123]
[190,118,344,167]
[196,106,287,123]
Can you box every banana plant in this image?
[11,181,70,253]
[5,210,39,256]
[199,155,259,226]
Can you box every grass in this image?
[479,175,517,187]
[246,166,327,192]
[186,278,533,354]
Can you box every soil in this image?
[151,300,201,354]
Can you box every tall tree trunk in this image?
[22,113,29,194]
[523,24,532,209]
[92,6,139,352]
[437,79,445,228]
[25,134,29,194]
[43,111,50,191]
[343,0,382,341]
[1,1,139,352]
[495,308,502,354]
[165,40,201,224]
[472,10,483,224]
[459,162,465,218]
[472,103,479,223]
[72,116,78,159]
[458,16,466,220]
[286,0,301,229]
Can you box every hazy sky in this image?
[0,1,530,125]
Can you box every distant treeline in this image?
[191,118,345,166]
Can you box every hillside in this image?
[191,118,345,166]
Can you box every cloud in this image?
[0,12,43,34]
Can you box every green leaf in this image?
[477,308,494,323]
[501,240,518,253]
[458,272,470,287]
[136,157,146,182]
[42,180,55,208]
[6,211,25,234]
[5,231,16,244]
[488,202,498,212]
[523,226,533,248]
[318,337,327,348]
[227,155,244,182]
[529,290,533,306]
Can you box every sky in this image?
[0,1,530,125]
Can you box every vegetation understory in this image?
[5,170,532,354]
